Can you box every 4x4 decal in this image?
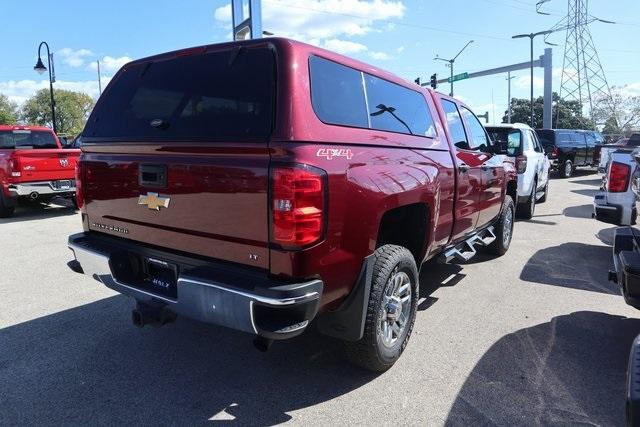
[316,148,354,160]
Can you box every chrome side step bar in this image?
[439,226,496,263]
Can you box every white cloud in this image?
[0,78,111,106]
[88,56,133,73]
[323,39,367,54]
[58,48,94,67]
[396,46,405,53]
[369,51,391,60]
[214,0,404,46]
[515,75,544,90]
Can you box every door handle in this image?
[481,165,489,171]
[459,164,469,173]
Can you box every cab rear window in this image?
[0,130,58,149]
[84,47,275,141]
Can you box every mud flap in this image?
[316,254,374,341]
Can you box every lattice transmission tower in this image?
[538,0,615,125]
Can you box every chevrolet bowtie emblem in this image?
[138,192,170,211]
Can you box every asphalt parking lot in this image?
[1,171,639,425]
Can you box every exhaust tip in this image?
[29,191,39,200]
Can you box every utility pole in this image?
[506,72,516,123]
[512,30,553,127]
[97,60,102,95]
[434,40,474,97]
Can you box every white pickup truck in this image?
[593,150,638,225]
[598,135,640,173]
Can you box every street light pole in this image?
[506,72,516,123]
[33,41,57,133]
[512,30,552,128]
[434,40,474,97]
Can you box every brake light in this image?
[8,158,21,177]
[75,160,85,210]
[607,161,631,193]
[552,146,559,158]
[516,155,527,174]
[271,165,326,248]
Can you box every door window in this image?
[460,107,491,152]
[440,100,468,149]
[531,131,544,153]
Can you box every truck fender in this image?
[316,253,374,341]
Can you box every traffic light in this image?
[430,73,438,89]
[414,77,421,85]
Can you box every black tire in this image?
[516,180,536,219]
[487,195,515,256]
[538,181,549,203]
[344,245,419,372]
[560,159,574,178]
[71,196,79,210]
[0,195,14,218]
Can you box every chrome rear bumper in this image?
[67,233,323,340]
[8,180,76,196]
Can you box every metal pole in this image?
[543,48,553,129]
[97,60,102,95]
[450,61,454,96]
[38,41,56,133]
[507,71,512,123]
[530,35,534,127]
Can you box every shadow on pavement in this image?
[0,295,377,424]
[520,242,617,295]
[597,226,619,246]
[571,188,599,197]
[0,198,77,225]
[571,178,602,187]
[563,204,593,219]
[445,311,640,426]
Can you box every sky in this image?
[1,0,639,124]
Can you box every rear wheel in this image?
[517,180,536,219]
[539,181,549,203]
[0,198,14,218]
[344,245,418,372]
[560,159,574,178]
[487,195,515,256]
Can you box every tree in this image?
[592,85,640,134]
[21,89,95,135]
[502,92,594,129]
[0,93,19,125]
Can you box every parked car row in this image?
[535,128,604,178]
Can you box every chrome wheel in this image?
[564,161,572,177]
[503,204,514,246]
[379,269,412,348]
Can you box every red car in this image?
[0,125,80,217]
[68,38,517,371]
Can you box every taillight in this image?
[552,147,559,158]
[75,160,85,210]
[271,165,326,248]
[607,161,631,193]
[516,155,527,174]
[9,158,21,177]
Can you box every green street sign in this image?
[447,72,469,83]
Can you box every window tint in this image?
[486,127,521,156]
[585,132,597,147]
[460,107,490,151]
[0,130,58,149]
[440,100,468,149]
[364,74,436,137]
[309,56,368,128]
[531,131,544,153]
[557,132,573,146]
[84,47,275,140]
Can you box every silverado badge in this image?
[59,158,69,167]
[138,192,170,211]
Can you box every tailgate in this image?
[83,147,270,268]
[14,149,78,181]
[80,43,276,269]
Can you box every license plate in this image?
[143,258,178,299]
[53,180,72,190]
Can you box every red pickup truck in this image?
[68,38,517,371]
[0,125,80,217]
